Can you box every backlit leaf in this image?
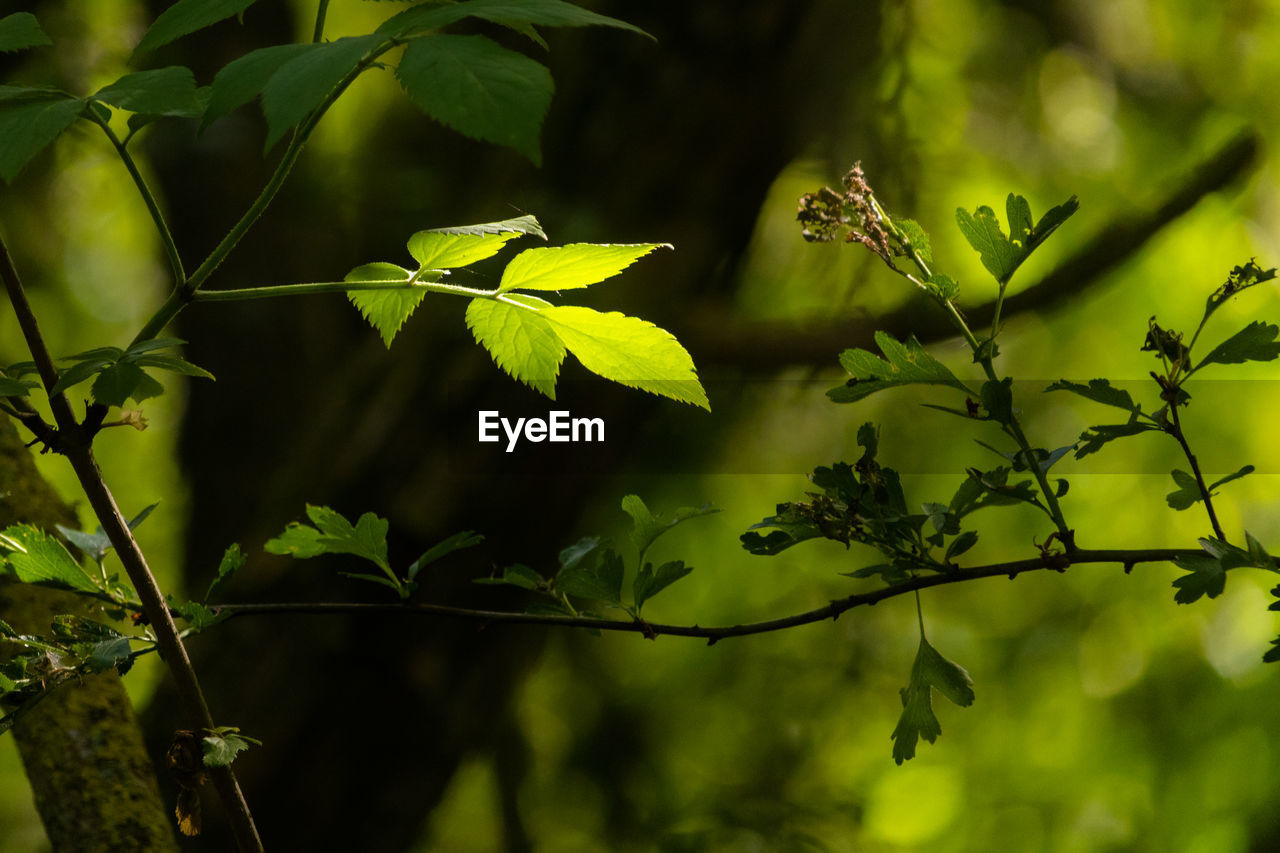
[465,294,566,398]
[345,262,421,347]
[829,332,971,404]
[498,243,671,293]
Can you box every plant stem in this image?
[209,547,1238,643]
[130,38,397,347]
[0,236,263,852]
[1168,402,1227,541]
[191,278,500,302]
[313,0,331,42]
[88,113,186,286]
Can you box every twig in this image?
[211,547,1223,643]
[1168,403,1227,541]
[0,236,264,852]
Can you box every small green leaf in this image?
[92,67,199,115]
[406,531,483,580]
[51,614,125,642]
[465,294,565,398]
[86,637,132,673]
[0,376,33,397]
[891,637,974,764]
[91,363,157,407]
[1074,418,1158,459]
[203,42,313,128]
[263,522,325,558]
[621,494,717,564]
[0,525,97,592]
[945,530,978,562]
[979,378,1013,425]
[829,332,971,404]
[633,559,692,612]
[408,222,533,270]
[0,13,51,53]
[1045,379,1140,414]
[201,728,259,768]
[129,353,215,380]
[133,0,258,58]
[50,357,115,397]
[1166,469,1203,510]
[895,219,932,265]
[395,34,553,164]
[377,0,650,39]
[473,563,543,590]
[926,273,959,301]
[955,204,1017,283]
[175,599,226,631]
[206,543,245,603]
[541,305,709,410]
[345,262,420,348]
[1171,553,1227,604]
[1245,531,1271,569]
[427,214,546,240]
[1209,465,1254,492]
[555,547,623,604]
[1194,321,1280,372]
[497,243,671,293]
[262,35,382,150]
[310,506,390,570]
[0,94,86,182]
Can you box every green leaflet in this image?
[0,94,85,182]
[92,67,200,116]
[1045,378,1141,414]
[132,0,258,59]
[956,193,1078,284]
[541,305,710,410]
[344,262,420,348]
[408,226,529,270]
[497,243,671,293]
[828,331,971,404]
[620,494,718,565]
[261,35,383,150]
[201,727,260,768]
[0,13,51,53]
[395,34,552,164]
[377,0,650,39]
[0,525,98,593]
[203,43,313,129]
[49,338,213,406]
[633,560,691,613]
[1193,321,1280,372]
[891,637,975,765]
[465,294,565,398]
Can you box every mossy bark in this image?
[0,418,177,852]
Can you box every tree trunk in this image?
[0,418,177,852]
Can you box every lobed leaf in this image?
[829,331,971,404]
[891,637,973,764]
[1045,378,1140,414]
[633,560,692,612]
[1194,321,1280,372]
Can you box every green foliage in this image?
[0,525,98,593]
[201,726,261,768]
[261,35,381,150]
[828,332,972,404]
[0,13,51,53]
[56,502,157,570]
[131,0,257,59]
[891,637,975,765]
[92,67,201,117]
[0,91,85,182]
[49,338,213,407]
[465,294,565,398]
[1193,321,1280,372]
[497,243,670,292]
[955,193,1078,285]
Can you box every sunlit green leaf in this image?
[0,525,97,592]
[465,294,565,398]
[541,305,709,409]
[345,262,421,348]
[498,243,671,293]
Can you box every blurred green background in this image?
[1,0,1279,850]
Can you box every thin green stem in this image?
[990,281,1009,341]
[914,589,925,637]
[191,278,500,302]
[130,37,397,347]
[313,0,331,42]
[87,112,185,286]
